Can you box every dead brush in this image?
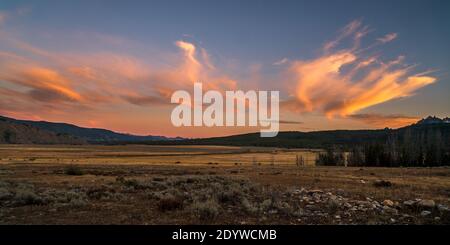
[157,194,184,212]
[64,165,84,176]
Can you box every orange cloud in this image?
[284,21,436,120]
[0,26,237,119]
[348,113,419,128]
[0,64,82,102]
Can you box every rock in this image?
[356,200,371,206]
[312,193,322,200]
[403,200,416,207]
[383,200,394,207]
[305,204,315,210]
[420,210,431,217]
[293,188,306,195]
[328,198,340,208]
[335,189,345,196]
[329,195,338,201]
[335,215,341,219]
[344,202,352,209]
[308,189,323,195]
[383,206,398,215]
[417,199,435,209]
[359,180,366,184]
[434,217,441,221]
[437,204,449,212]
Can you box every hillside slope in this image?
[0,116,176,143]
[0,117,85,144]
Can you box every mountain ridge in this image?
[0,115,181,143]
[1,115,449,147]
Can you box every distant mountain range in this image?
[0,115,449,147]
[0,115,181,144]
[416,116,450,125]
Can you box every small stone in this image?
[437,204,449,212]
[420,211,431,217]
[434,217,440,221]
[293,188,306,195]
[417,199,435,209]
[383,206,398,215]
[308,189,323,195]
[359,180,366,184]
[335,215,341,219]
[390,218,396,223]
[383,199,394,207]
[305,205,314,210]
[403,200,416,206]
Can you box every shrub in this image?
[64,165,84,176]
[0,187,12,200]
[192,199,220,221]
[373,180,393,188]
[216,184,243,205]
[13,189,43,206]
[241,198,258,214]
[260,199,273,211]
[157,194,184,212]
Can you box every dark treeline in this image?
[316,124,450,167]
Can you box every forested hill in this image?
[138,118,450,149]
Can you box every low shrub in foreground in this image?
[64,165,84,176]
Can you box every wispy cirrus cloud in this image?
[377,33,398,43]
[282,21,436,125]
[273,58,289,66]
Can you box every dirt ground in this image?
[0,145,449,224]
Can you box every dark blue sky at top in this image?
[1,0,449,65]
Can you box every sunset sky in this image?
[0,0,449,138]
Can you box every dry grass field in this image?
[0,144,449,225]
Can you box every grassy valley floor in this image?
[0,145,449,224]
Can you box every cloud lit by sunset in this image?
[283,21,436,119]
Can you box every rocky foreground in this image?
[1,173,449,224]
